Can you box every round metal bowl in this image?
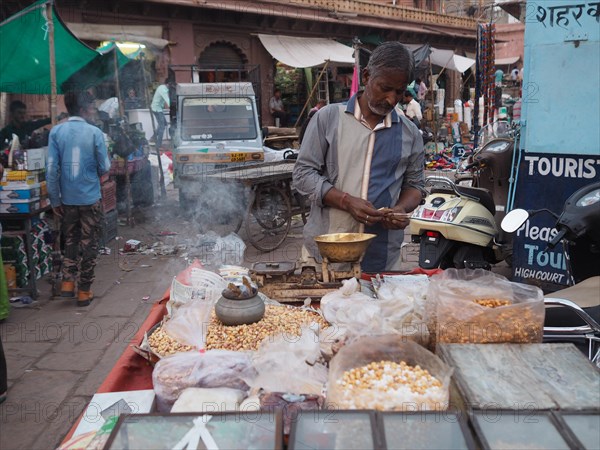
[313,233,377,263]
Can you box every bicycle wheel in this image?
[245,185,291,252]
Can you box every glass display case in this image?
[556,412,600,450]
[380,411,474,449]
[471,410,573,450]
[103,411,282,450]
[288,410,380,450]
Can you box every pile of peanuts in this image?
[438,303,543,344]
[474,298,511,308]
[205,305,329,351]
[335,360,446,410]
[148,326,194,357]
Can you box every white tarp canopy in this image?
[67,23,170,48]
[407,44,475,73]
[430,48,475,73]
[495,56,520,66]
[258,34,355,68]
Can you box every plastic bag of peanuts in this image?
[426,269,544,347]
[327,336,452,411]
[152,349,257,412]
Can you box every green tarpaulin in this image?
[0,0,129,94]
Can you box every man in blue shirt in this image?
[47,91,111,306]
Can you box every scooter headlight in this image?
[440,206,462,222]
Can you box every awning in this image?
[498,0,525,21]
[258,34,354,68]
[0,0,127,94]
[429,47,475,73]
[66,22,170,49]
[406,45,475,73]
[496,56,521,66]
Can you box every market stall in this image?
[0,0,132,266]
[59,233,599,449]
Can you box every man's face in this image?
[364,69,409,116]
[12,108,26,126]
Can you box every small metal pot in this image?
[215,289,265,326]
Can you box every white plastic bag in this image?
[327,336,452,411]
[427,269,544,345]
[168,269,227,315]
[153,350,256,412]
[162,300,215,349]
[320,278,383,333]
[376,274,430,337]
[171,387,246,413]
[246,326,328,396]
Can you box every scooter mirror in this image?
[501,209,529,233]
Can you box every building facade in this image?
[2,0,480,125]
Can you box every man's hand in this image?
[52,206,64,218]
[344,195,385,226]
[382,205,412,230]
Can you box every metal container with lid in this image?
[215,278,265,326]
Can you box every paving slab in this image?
[0,371,83,450]
[3,342,53,382]
[34,347,106,372]
[31,396,90,450]
[51,317,131,354]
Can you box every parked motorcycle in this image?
[410,122,519,270]
[502,181,600,364]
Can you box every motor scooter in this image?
[502,181,600,365]
[410,128,517,269]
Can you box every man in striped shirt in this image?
[293,42,425,272]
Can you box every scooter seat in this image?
[455,186,496,216]
[430,185,496,216]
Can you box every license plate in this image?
[230,152,246,162]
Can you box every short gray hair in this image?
[366,42,415,80]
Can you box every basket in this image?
[101,180,117,213]
[109,157,146,176]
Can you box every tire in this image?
[245,186,291,252]
[452,244,491,270]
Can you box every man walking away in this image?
[47,91,111,306]
[151,79,172,150]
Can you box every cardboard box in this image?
[0,199,41,214]
[1,169,45,184]
[73,390,156,438]
[24,147,47,171]
[0,185,41,200]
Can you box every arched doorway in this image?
[197,41,248,82]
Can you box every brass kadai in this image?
[313,233,377,263]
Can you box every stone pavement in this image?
[0,184,507,449]
[0,195,192,449]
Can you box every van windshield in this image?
[180,97,257,141]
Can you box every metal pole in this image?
[353,36,361,90]
[429,58,438,149]
[293,61,329,128]
[113,48,125,117]
[46,2,57,125]
[140,53,166,198]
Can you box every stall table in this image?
[0,206,51,299]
